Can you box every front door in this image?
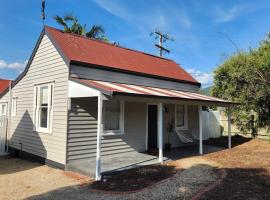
[148,105,158,150]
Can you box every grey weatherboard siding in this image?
[67,97,199,163]
[70,65,200,92]
[67,98,147,162]
[1,34,69,165]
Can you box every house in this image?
[0,26,234,180]
[0,79,12,116]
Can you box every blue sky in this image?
[1,0,270,87]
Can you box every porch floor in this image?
[66,145,224,178]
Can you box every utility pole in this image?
[150,30,174,57]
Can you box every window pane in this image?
[104,100,120,130]
[40,107,48,128]
[1,105,6,116]
[176,105,185,127]
[40,86,48,106]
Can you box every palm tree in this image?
[53,14,107,41]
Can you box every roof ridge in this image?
[0,79,12,81]
[45,26,176,63]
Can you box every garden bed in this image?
[89,164,179,192]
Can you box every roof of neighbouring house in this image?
[0,79,11,94]
[45,26,200,86]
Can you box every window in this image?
[34,83,53,133]
[0,103,7,116]
[103,100,124,134]
[175,104,188,130]
[11,97,17,116]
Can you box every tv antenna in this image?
[41,0,46,26]
[150,30,174,57]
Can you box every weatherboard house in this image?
[0,26,233,180]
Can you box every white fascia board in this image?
[68,80,100,97]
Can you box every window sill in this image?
[33,130,52,135]
[101,131,125,136]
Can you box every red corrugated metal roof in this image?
[0,79,11,94]
[72,78,232,104]
[45,26,199,85]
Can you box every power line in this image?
[217,32,240,52]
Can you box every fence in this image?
[202,110,222,139]
[219,109,269,139]
[0,116,7,154]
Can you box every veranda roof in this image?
[71,78,234,106]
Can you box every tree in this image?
[53,14,108,41]
[211,32,270,135]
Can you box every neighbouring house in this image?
[0,26,234,179]
[0,79,12,115]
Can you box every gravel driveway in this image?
[0,156,219,200]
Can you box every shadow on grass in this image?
[205,135,252,148]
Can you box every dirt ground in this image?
[201,139,270,200]
[0,155,217,200]
[0,158,91,200]
[0,139,269,200]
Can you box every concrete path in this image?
[67,145,223,177]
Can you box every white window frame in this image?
[33,82,54,134]
[102,100,125,135]
[11,97,18,116]
[0,102,8,116]
[175,104,188,130]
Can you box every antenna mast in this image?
[41,0,46,26]
[150,30,174,57]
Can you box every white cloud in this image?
[93,0,192,30]
[187,68,213,87]
[0,59,27,71]
[93,0,129,19]
[215,6,240,23]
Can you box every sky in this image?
[1,0,270,88]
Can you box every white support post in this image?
[158,102,163,163]
[95,93,103,181]
[199,105,203,155]
[228,107,231,149]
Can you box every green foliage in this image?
[212,33,270,134]
[53,14,108,41]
